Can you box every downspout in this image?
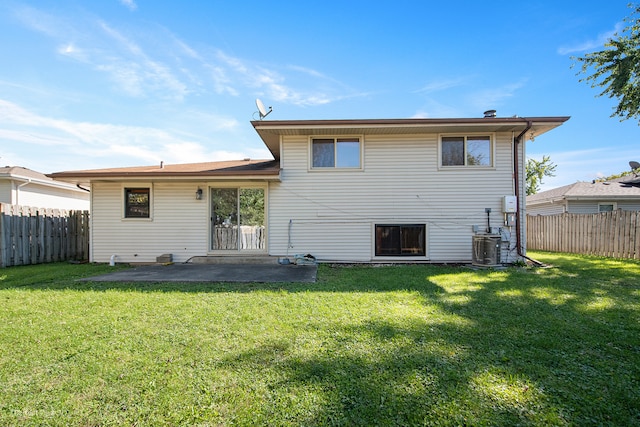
[514,120,532,260]
[15,179,32,205]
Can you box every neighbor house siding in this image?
[527,202,566,216]
[0,181,10,204]
[0,180,89,209]
[568,200,640,214]
[91,181,209,263]
[568,201,604,214]
[16,183,90,210]
[616,201,640,211]
[268,132,519,262]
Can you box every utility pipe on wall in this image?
[513,120,532,258]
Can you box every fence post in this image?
[0,204,6,268]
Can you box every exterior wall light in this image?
[195,188,203,200]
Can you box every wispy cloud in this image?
[119,0,137,11]
[11,4,355,109]
[0,99,251,171]
[412,100,465,119]
[96,21,190,99]
[214,51,346,106]
[558,22,624,55]
[415,77,468,94]
[467,80,526,111]
[416,79,526,118]
[13,5,67,37]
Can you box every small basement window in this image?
[441,135,492,166]
[598,202,616,212]
[124,188,150,218]
[375,224,426,256]
[311,137,361,168]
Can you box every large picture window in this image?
[441,136,492,167]
[375,224,426,256]
[124,188,150,218]
[311,137,361,168]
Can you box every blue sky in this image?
[0,1,637,190]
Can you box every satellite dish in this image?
[255,98,272,120]
[630,160,640,170]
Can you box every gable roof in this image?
[0,166,86,192]
[252,116,570,160]
[0,166,50,181]
[48,159,281,186]
[527,177,640,205]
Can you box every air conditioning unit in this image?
[472,235,501,266]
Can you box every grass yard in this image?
[0,252,639,426]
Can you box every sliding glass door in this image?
[211,188,265,251]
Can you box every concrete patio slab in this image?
[82,263,317,283]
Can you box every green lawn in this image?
[0,252,639,426]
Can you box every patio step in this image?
[189,255,280,265]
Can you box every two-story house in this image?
[49,115,569,264]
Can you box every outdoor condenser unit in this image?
[472,235,501,267]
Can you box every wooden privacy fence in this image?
[0,204,90,267]
[527,211,640,259]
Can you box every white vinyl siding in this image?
[88,132,525,264]
[0,180,89,210]
[268,132,518,263]
[568,201,605,214]
[91,181,209,263]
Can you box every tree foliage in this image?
[594,169,635,182]
[526,155,557,195]
[573,4,640,122]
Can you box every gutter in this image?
[5,173,85,191]
[514,120,532,259]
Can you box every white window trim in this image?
[122,183,153,221]
[308,135,364,171]
[438,133,496,169]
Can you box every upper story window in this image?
[311,137,361,169]
[441,135,492,167]
[124,188,150,218]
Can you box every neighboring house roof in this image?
[48,159,281,186]
[527,177,640,206]
[252,116,570,159]
[0,165,87,192]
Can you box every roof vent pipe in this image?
[484,110,497,118]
